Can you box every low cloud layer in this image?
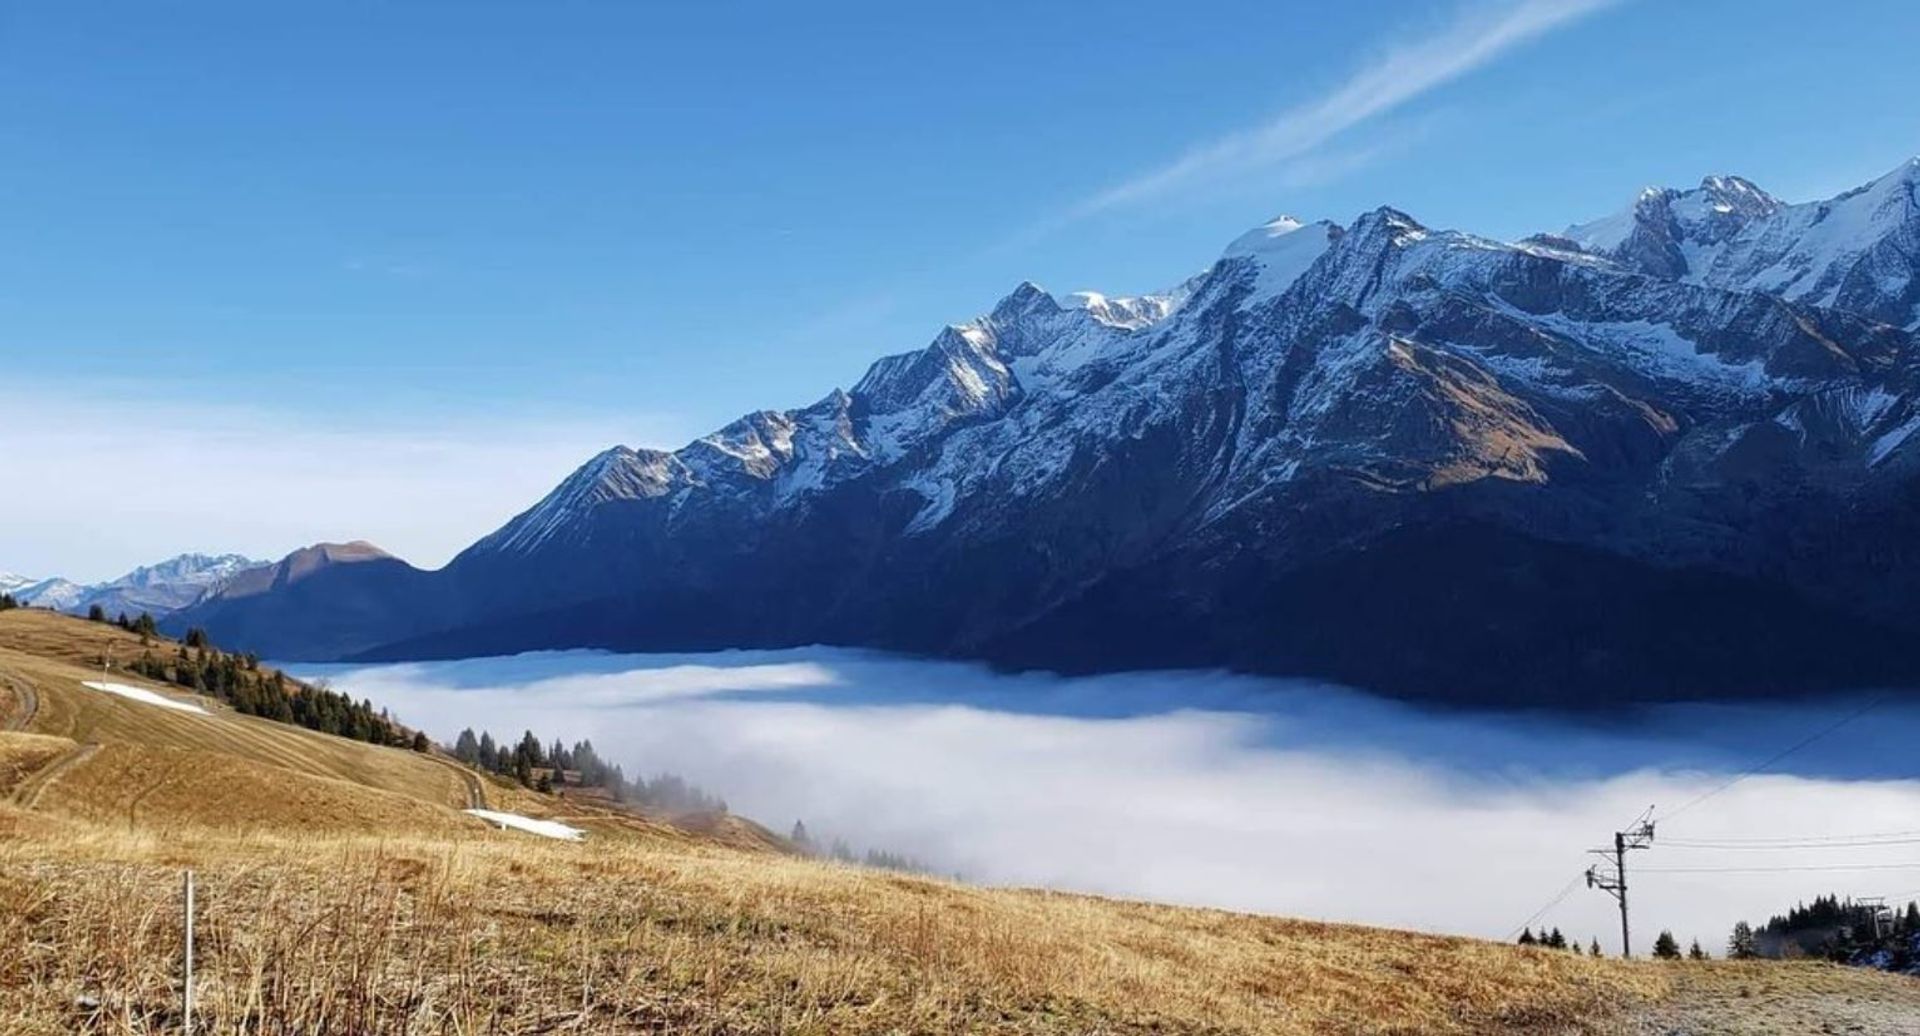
[304,649,1920,957]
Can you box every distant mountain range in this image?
[175,158,1920,706]
[5,554,266,619]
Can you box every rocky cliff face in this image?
[178,160,1920,706]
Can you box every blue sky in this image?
[5,0,1919,579]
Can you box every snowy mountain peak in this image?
[1222,215,1308,256]
[1222,216,1342,300]
[990,280,1059,321]
[5,552,268,616]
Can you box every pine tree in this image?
[791,820,813,851]
[454,729,480,764]
[87,603,106,622]
[1687,938,1708,961]
[1518,928,1537,946]
[411,731,431,752]
[1589,937,1602,957]
[1546,927,1567,949]
[1652,931,1681,959]
[1728,921,1757,960]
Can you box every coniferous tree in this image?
[1517,928,1537,946]
[477,731,499,771]
[1687,938,1708,961]
[1652,931,1681,960]
[1728,921,1757,960]
[791,820,813,851]
[411,731,431,752]
[87,603,106,622]
[0,592,16,611]
[454,728,481,764]
[1546,927,1567,949]
[1589,937,1602,957]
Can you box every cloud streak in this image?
[1074,0,1620,216]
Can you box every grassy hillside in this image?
[4,608,1916,1034]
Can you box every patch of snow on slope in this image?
[1222,216,1338,299]
[465,809,585,841]
[1869,412,1920,467]
[82,680,210,715]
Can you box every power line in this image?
[1654,694,1887,825]
[1637,862,1920,874]
[1659,828,1920,847]
[1508,870,1587,941]
[1661,836,1920,851]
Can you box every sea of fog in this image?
[294,648,1920,957]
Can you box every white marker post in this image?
[182,870,195,1035]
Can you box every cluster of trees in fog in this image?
[449,726,726,814]
[786,820,946,877]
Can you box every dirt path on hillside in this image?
[0,668,39,731]
[1623,962,1920,1035]
[11,741,100,809]
[427,752,487,809]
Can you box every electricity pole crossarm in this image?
[1586,811,1655,958]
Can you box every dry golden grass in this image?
[0,610,473,816]
[0,810,1679,1036]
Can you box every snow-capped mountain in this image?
[1563,159,1920,329]
[14,553,267,618]
[176,159,1920,705]
[0,572,39,596]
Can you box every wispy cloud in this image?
[1073,0,1620,217]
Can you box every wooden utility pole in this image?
[183,870,195,1035]
[1587,811,1655,958]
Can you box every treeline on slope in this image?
[90,607,427,751]
[1516,926,1719,961]
[787,820,948,878]
[1723,893,1920,974]
[449,727,726,814]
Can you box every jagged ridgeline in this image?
[173,160,1920,706]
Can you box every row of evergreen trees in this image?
[0,593,18,611]
[1517,928,1603,955]
[1727,894,1920,966]
[449,727,726,813]
[787,820,941,876]
[122,640,424,750]
[1516,927,1713,960]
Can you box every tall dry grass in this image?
[1,814,1669,1035]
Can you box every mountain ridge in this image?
[175,158,1920,705]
